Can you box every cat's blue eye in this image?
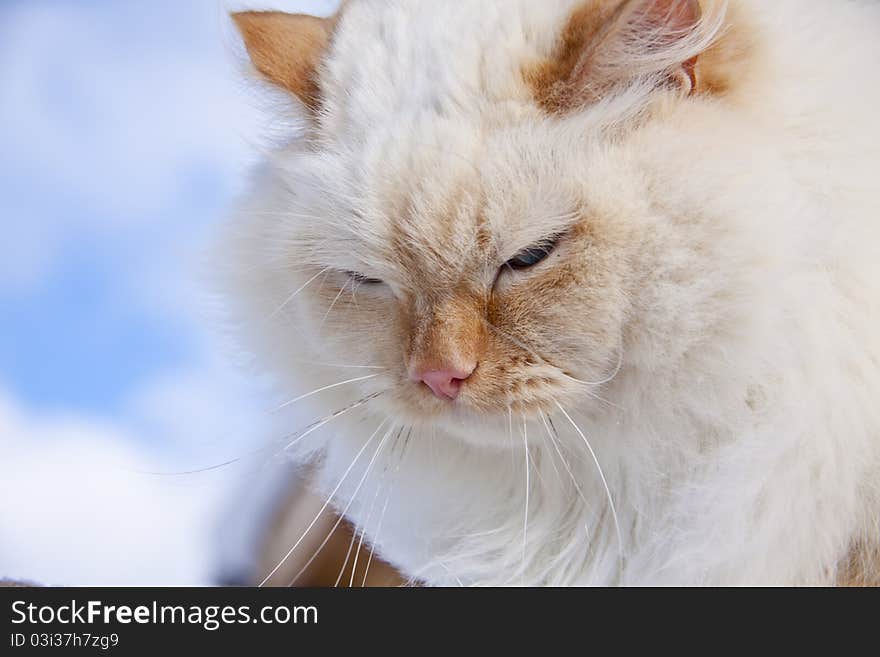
[505,234,563,271]
[347,271,383,285]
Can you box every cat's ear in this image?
[232,11,332,110]
[530,0,716,113]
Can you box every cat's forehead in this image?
[319,0,581,135]
[300,121,585,277]
[280,0,648,275]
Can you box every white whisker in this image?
[259,418,389,587]
[333,524,359,588]
[268,268,328,320]
[349,454,388,587]
[484,320,624,397]
[507,406,516,472]
[438,561,465,587]
[555,401,624,576]
[282,391,384,452]
[292,360,386,370]
[289,423,396,587]
[560,345,625,388]
[317,277,349,331]
[362,426,411,587]
[541,410,593,541]
[536,410,565,489]
[275,373,382,411]
[409,559,464,587]
[521,415,530,586]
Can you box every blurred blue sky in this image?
[0,0,338,584]
[1,0,252,418]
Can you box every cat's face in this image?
[280,124,634,443]
[230,0,727,445]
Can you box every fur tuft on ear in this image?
[528,0,727,113]
[232,11,332,110]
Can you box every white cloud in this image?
[0,1,256,218]
[0,387,252,586]
[223,0,340,16]
[121,349,273,458]
[0,0,339,224]
[0,340,300,586]
[0,1,253,294]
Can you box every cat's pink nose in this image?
[415,366,475,400]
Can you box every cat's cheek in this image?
[298,282,400,371]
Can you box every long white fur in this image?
[219,0,880,585]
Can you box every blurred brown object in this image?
[0,579,39,587]
[838,543,880,587]
[257,471,405,587]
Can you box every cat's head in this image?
[227,0,746,446]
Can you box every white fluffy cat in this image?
[220,0,880,585]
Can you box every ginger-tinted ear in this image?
[529,0,714,113]
[232,11,332,110]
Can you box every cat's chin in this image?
[378,391,552,449]
[417,410,519,448]
[443,411,531,448]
